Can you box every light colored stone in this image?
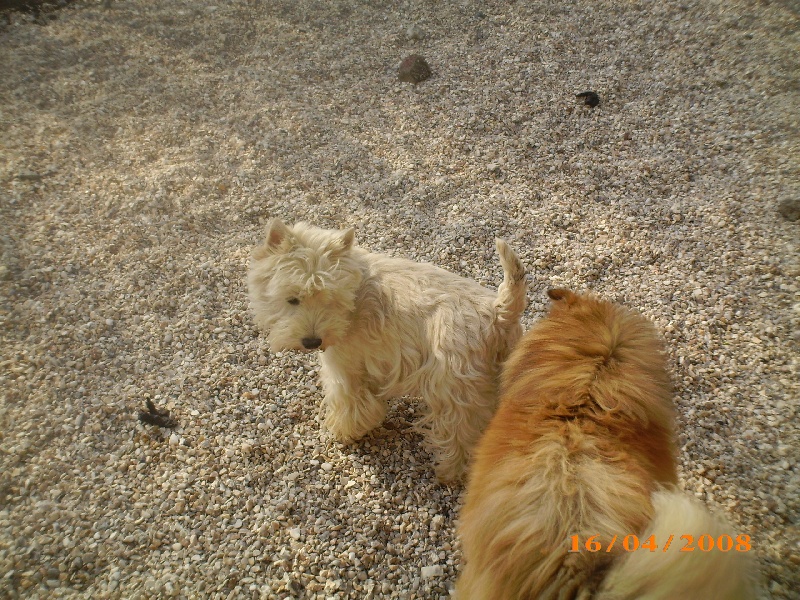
[421,565,443,578]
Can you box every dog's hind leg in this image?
[422,379,497,483]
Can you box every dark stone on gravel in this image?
[138,399,178,428]
[777,198,799,222]
[16,169,41,181]
[576,91,600,107]
[398,55,432,84]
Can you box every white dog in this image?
[248,219,527,482]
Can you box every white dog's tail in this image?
[493,239,527,330]
[597,490,759,600]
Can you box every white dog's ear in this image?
[266,218,293,249]
[253,218,294,259]
[326,227,355,256]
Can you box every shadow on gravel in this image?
[1,0,81,24]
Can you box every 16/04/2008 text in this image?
[568,534,752,553]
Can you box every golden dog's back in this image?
[457,290,756,600]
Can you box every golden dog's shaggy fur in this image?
[457,289,757,599]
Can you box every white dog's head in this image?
[248,219,363,352]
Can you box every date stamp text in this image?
[568,534,752,553]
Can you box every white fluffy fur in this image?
[248,218,527,482]
[597,490,758,600]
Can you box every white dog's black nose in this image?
[302,337,322,350]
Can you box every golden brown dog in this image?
[457,289,757,600]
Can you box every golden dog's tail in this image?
[597,490,759,600]
[493,239,527,331]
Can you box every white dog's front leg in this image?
[320,359,387,442]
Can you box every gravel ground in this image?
[1,0,798,598]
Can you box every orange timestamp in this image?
[568,534,752,553]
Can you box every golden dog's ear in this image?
[547,288,577,304]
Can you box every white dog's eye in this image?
[287,297,300,306]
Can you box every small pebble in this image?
[406,24,425,41]
[421,565,443,578]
